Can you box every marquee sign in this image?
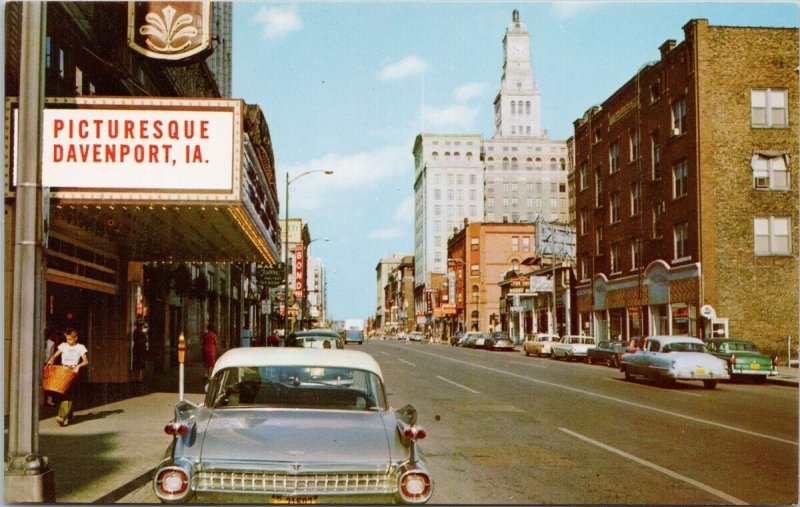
[127,1,212,61]
[34,97,238,192]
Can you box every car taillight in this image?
[164,422,189,436]
[399,470,432,503]
[403,426,427,440]
[155,467,189,497]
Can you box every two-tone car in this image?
[705,338,779,382]
[522,333,560,357]
[463,332,487,349]
[153,348,433,504]
[484,331,515,351]
[620,335,730,389]
[551,335,597,361]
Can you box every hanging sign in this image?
[128,1,212,61]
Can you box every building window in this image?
[526,101,531,114]
[671,98,687,135]
[511,236,519,251]
[673,160,688,198]
[610,243,621,273]
[434,189,441,200]
[751,89,788,128]
[503,158,509,170]
[630,181,641,216]
[434,205,441,216]
[471,238,479,251]
[609,192,620,224]
[754,217,791,255]
[752,153,790,190]
[595,167,604,207]
[550,158,558,171]
[522,236,530,252]
[471,264,480,276]
[650,132,661,180]
[487,182,494,193]
[579,164,589,191]
[535,158,543,170]
[580,254,589,280]
[595,226,603,255]
[609,142,620,173]
[629,130,639,161]
[447,189,454,201]
[580,208,589,236]
[673,222,689,260]
[631,238,642,270]
[487,198,495,208]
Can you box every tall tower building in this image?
[483,10,570,224]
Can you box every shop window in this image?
[671,303,696,336]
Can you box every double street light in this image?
[283,170,333,337]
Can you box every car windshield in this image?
[662,342,706,353]
[206,365,386,411]
[296,336,341,349]
[493,333,509,340]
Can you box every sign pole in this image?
[177,332,186,402]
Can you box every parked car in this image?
[586,340,628,367]
[152,348,433,504]
[620,335,730,389]
[408,332,424,342]
[705,338,779,382]
[287,329,344,349]
[450,331,465,346]
[523,333,560,356]
[344,329,365,345]
[551,335,597,361]
[485,331,515,351]
[463,332,487,349]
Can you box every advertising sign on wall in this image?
[128,2,212,61]
[294,244,305,298]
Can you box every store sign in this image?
[294,244,304,298]
[39,99,236,191]
[128,2,212,61]
[530,275,552,292]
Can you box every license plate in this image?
[271,496,319,504]
[750,363,761,370]
[694,368,706,375]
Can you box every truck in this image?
[343,319,365,345]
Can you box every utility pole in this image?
[5,2,55,501]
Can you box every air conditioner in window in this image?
[672,127,682,136]
[754,176,769,189]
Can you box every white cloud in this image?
[393,195,415,223]
[421,104,481,130]
[452,82,489,102]
[254,5,303,40]
[283,143,411,212]
[378,56,428,81]
[551,1,601,20]
[368,227,406,240]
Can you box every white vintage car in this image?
[153,348,433,504]
[620,335,730,389]
[550,335,597,361]
[523,333,560,356]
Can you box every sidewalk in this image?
[36,363,208,504]
[768,363,800,386]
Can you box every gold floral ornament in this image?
[139,5,198,53]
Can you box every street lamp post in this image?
[283,170,333,338]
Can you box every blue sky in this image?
[232,1,798,322]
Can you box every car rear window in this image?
[206,366,386,411]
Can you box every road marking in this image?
[508,360,547,368]
[436,375,480,394]
[398,359,416,367]
[602,377,703,397]
[559,428,748,505]
[377,351,391,356]
[403,347,797,446]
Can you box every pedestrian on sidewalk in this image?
[43,326,61,406]
[45,327,89,426]
[131,320,148,382]
[202,324,218,379]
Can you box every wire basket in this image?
[43,365,77,395]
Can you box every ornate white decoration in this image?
[139,5,198,53]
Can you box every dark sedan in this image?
[586,340,628,367]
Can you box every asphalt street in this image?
[32,342,798,504]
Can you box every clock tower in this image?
[494,9,543,138]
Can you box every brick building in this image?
[447,221,535,334]
[572,19,798,353]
